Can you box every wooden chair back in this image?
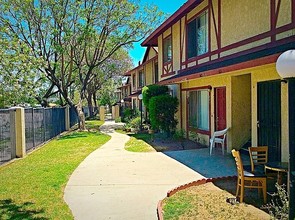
[232,149,244,180]
[248,146,268,172]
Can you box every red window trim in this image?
[186,86,212,137]
[186,7,210,62]
[163,34,173,64]
[188,127,211,136]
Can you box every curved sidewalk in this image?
[64,120,203,220]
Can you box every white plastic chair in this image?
[209,128,229,155]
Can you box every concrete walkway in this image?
[64,121,204,220]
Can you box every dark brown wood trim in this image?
[210,0,218,46]
[217,0,221,57]
[275,0,282,28]
[142,55,158,66]
[180,19,183,70]
[182,85,212,91]
[180,83,183,131]
[188,127,211,136]
[162,32,173,75]
[186,91,189,139]
[209,88,212,136]
[180,22,295,66]
[160,54,280,86]
[292,0,295,23]
[185,7,209,61]
[208,0,211,61]
[185,14,188,69]
[161,70,176,78]
[271,0,276,42]
[186,6,209,24]
[161,34,164,76]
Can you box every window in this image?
[139,70,144,87]
[187,10,208,59]
[189,90,209,131]
[163,35,172,63]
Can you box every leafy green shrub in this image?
[142,85,168,112]
[130,117,141,131]
[149,94,178,136]
[115,117,121,123]
[173,129,186,141]
[122,108,140,122]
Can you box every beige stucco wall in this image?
[145,62,153,86]
[231,74,251,150]
[172,21,181,73]
[277,0,292,28]
[221,0,270,47]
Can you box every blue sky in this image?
[129,0,187,66]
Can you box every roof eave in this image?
[141,0,203,47]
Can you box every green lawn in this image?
[115,130,155,153]
[125,135,156,152]
[0,120,110,219]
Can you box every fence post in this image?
[100,106,105,121]
[65,106,70,130]
[115,105,120,119]
[10,107,26,158]
[112,106,115,119]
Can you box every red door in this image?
[215,87,226,131]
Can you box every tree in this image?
[86,48,133,117]
[0,0,164,129]
[149,94,179,136]
[142,84,169,113]
[97,79,120,108]
[0,32,46,107]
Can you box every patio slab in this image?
[164,148,250,178]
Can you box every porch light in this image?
[276,50,295,79]
[276,49,295,220]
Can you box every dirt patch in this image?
[162,182,270,220]
[149,133,206,152]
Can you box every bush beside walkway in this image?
[0,121,110,219]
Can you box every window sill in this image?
[188,127,210,135]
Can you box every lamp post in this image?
[138,94,143,131]
[120,99,124,117]
[276,49,295,220]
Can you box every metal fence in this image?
[0,106,98,165]
[82,106,99,118]
[70,106,79,127]
[0,110,11,164]
[24,107,66,152]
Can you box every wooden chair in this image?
[248,146,268,173]
[232,149,267,203]
[209,128,229,155]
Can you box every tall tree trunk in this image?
[87,93,94,118]
[76,100,87,130]
[93,92,97,108]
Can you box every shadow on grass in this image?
[57,132,88,140]
[213,177,278,212]
[0,199,48,220]
[125,132,205,152]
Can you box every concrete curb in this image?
[157,176,237,220]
